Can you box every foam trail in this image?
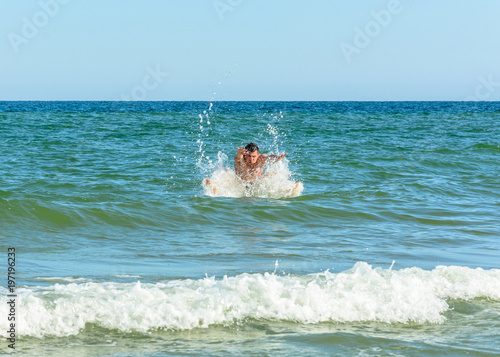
[1,263,499,338]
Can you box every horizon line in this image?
[1,100,499,103]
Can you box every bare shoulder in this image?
[256,154,269,165]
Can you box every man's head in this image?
[244,142,260,164]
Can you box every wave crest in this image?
[1,262,499,337]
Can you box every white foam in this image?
[202,152,303,198]
[2,262,499,337]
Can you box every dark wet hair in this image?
[245,142,259,152]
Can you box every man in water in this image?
[204,142,287,194]
[234,142,287,181]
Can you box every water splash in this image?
[195,104,214,171]
[259,111,286,156]
[198,108,302,198]
[202,152,303,198]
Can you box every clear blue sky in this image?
[1,0,500,101]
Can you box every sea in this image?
[1,101,499,356]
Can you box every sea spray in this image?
[202,153,303,198]
[200,108,302,197]
[195,109,210,170]
[195,102,224,178]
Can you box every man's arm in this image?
[264,153,287,163]
[234,146,246,163]
[234,146,247,176]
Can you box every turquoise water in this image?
[1,101,500,356]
